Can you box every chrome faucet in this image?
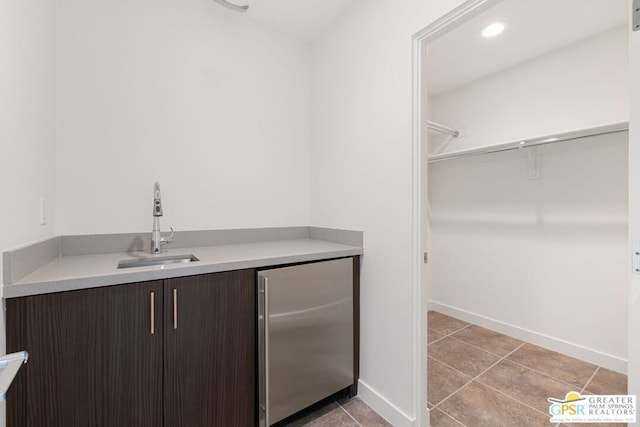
[151,182,174,254]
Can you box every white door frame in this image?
[627,0,639,423]
[410,2,499,424]
[410,0,636,425]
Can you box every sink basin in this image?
[117,254,200,269]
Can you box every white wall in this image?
[429,133,628,369]
[0,2,56,291]
[628,4,640,417]
[0,0,56,425]
[310,0,465,424]
[429,26,628,154]
[55,0,311,235]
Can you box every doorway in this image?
[413,0,630,425]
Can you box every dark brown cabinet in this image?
[6,270,255,427]
[163,272,255,426]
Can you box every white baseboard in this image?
[429,301,628,374]
[357,379,416,427]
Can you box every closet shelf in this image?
[427,122,628,163]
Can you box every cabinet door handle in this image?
[173,288,178,329]
[150,291,155,335]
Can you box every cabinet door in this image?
[5,281,164,427]
[164,270,255,427]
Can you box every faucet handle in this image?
[161,227,174,246]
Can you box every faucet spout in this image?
[153,182,163,217]
[151,182,173,254]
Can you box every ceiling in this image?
[426,0,628,95]
[238,0,356,42]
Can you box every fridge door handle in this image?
[258,276,270,427]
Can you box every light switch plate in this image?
[634,0,640,31]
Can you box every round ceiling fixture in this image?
[481,22,505,38]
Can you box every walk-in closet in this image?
[424,0,629,424]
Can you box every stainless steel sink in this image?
[117,254,199,269]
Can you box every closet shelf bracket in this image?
[427,121,459,138]
[524,146,541,180]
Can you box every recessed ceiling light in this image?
[481,22,505,38]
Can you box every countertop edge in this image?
[3,226,364,285]
[3,246,363,299]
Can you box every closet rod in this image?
[427,122,629,163]
[427,120,459,137]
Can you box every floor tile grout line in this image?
[427,323,471,344]
[445,323,472,336]
[457,338,563,419]
[445,333,523,359]
[430,406,467,427]
[428,335,448,346]
[479,379,556,419]
[580,366,600,394]
[432,341,518,405]
[336,403,363,427]
[430,377,473,411]
[432,341,526,410]
[428,318,471,337]
[429,313,528,359]
[473,365,584,419]
[429,321,522,377]
[427,324,472,349]
[504,357,592,391]
[427,356,474,384]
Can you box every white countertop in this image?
[4,239,363,298]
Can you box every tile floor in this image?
[279,397,391,426]
[280,311,628,426]
[428,311,629,427]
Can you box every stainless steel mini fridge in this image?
[258,258,354,426]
